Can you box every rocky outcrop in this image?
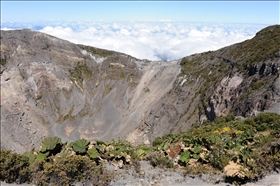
[1,25,280,153]
[1,29,182,152]
[207,73,244,118]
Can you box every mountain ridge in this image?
[1,25,279,153]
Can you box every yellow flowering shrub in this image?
[213,127,243,135]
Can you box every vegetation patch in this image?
[178,25,280,121]
[153,112,280,184]
[70,63,92,82]
[0,55,7,66]
[56,106,75,123]
[224,25,280,64]
[79,45,114,58]
[102,84,113,98]
[1,113,280,185]
[69,62,93,92]
[0,150,30,184]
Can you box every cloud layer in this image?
[1,21,268,61]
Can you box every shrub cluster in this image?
[0,150,30,184]
[152,112,280,184]
[1,112,279,185]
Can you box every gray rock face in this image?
[1,26,280,153]
[1,29,182,152]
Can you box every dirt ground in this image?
[3,161,278,186]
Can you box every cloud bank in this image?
[1,21,268,61]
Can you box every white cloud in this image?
[1,21,268,61]
[1,27,15,30]
[159,19,172,22]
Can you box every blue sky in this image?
[1,1,279,24]
[1,1,279,61]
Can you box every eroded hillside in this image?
[1,25,280,153]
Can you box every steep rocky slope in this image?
[152,25,280,131]
[1,25,280,153]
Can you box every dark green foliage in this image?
[133,149,148,160]
[87,148,99,159]
[0,150,30,184]
[72,138,89,154]
[251,78,267,90]
[148,153,174,169]
[254,112,280,127]
[270,130,280,137]
[226,25,280,64]
[193,146,201,154]
[207,147,230,170]
[179,146,202,165]
[179,151,190,164]
[35,152,49,162]
[39,136,62,155]
[95,139,105,145]
[225,114,235,122]
[109,139,134,154]
[243,118,255,126]
[23,148,36,164]
[152,136,164,147]
[244,112,280,132]
[95,144,106,154]
[193,153,200,159]
[79,45,114,58]
[70,63,92,84]
[152,112,280,177]
[0,55,7,66]
[192,147,201,159]
[132,145,153,160]
[2,112,280,185]
[55,149,72,162]
[179,26,280,126]
[272,121,280,130]
[31,155,112,186]
[239,147,252,164]
[214,114,235,124]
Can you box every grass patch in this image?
[1,113,280,185]
[0,55,7,66]
[79,45,114,58]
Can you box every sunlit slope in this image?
[0,25,279,153]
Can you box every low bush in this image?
[30,155,112,186]
[148,152,174,169]
[0,150,30,184]
[1,112,280,185]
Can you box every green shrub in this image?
[70,63,92,83]
[272,121,280,130]
[72,138,89,154]
[23,148,36,164]
[79,45,114,58]
[87,148,99,160]
[148,153,174,169]
[152,137,164,147]
[35,152,49,162]
[179,151,191,165]
[225,114,235,122]
[206,147,230,170]
[2,112,280,185]
[244,118,255,125]
[0,56,7,66]
[256,123,268,131]
[31,155,112,185]
[254,112,280,126]
[132,144,153,160]
[0,149,30,184]
[39,136,62,156]
[270,130,279,136]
